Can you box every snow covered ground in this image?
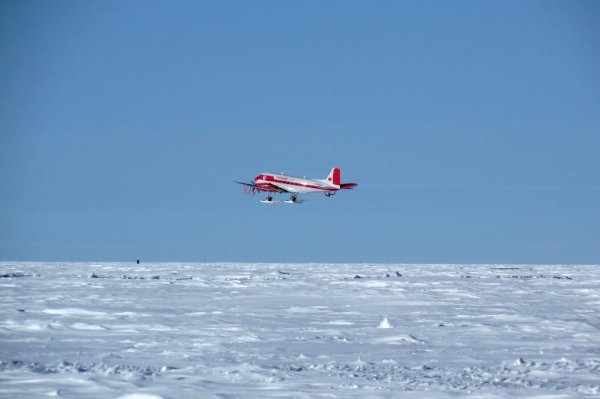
[1,262,599,398]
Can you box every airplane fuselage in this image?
[254,173,337,194]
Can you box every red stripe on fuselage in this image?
[254,183,284,192]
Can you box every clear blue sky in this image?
[1,1,599,263]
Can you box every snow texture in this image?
[1,262,599,398]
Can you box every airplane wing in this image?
[234,181,288,194]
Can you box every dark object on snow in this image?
[1,272,27,278]
[395,271,402,277]
[17,309,25,312]
[136,260,140,264]
[353,274,363,279]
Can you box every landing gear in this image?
[260,193,303,204]
[284,194,304,204]
[325,191,335,197]
[260,194,277,204]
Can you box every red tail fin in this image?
[326,167,341,186]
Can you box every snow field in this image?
[1,262,599,398]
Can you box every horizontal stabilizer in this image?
[340,183,357,189]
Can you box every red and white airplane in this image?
[236,167,357,204]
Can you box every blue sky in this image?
[1,1,599,263]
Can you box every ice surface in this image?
[1,262,599,398]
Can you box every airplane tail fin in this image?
[326,167,341,186]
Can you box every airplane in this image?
[235,167,357,204]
